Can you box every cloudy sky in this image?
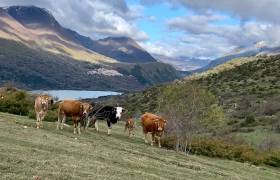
[1,0,280,59]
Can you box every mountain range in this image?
[0,6,178,91]
[195,41,280,72]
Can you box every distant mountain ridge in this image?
[5,6,156,63]
[194,41,280,73]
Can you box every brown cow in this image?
[141,112,167,148]
[57,100,92,134]
[34,95,54,129]
[124,118,135,137]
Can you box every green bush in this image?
[0,90,33,116]
[240,115,256,127]
[162,136,279,167]
[264,151,280,167]
[28,107,58,122]
[44,110,58,122]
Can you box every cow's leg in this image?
[157,136,161,148]
[86,116,91,129]
[91,117,99,132]
[143,132,148,144]
[35,112,40,129]
[73,118,77,134]
[40,112,46,128]
[57,112,62,130]
[151,133,155,146]
[94,120,99,132]
[82,116,87,130]
[77,120,81,135]
[61,115,66,130]
[107,120,112,135]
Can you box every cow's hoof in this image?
[144,140,148,144]
[150,143,154,146]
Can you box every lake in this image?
[31,90,121,100]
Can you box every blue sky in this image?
[128,0,187,42]
[1,0,280,61]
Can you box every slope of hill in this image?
[0,39,140,91]
[0,38,178,91]
[5,6,156,63]
[99,55,280,151]
[200,50,258,72]
[115,62,178,85]
[1,112,279,179]
[192,55,280,126]
[93,37,157,63]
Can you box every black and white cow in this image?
[86,104,125,135]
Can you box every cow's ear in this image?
[50,99,54,105]
[122,108,126,113]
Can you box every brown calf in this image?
[57,100,92,134]
[34,95,53,129]
[124,118,135,137]
[141,112,167,148]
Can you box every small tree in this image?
[159,82,225,153]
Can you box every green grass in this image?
[0,112,279,180]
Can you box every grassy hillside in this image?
[95,55,280,153]
[0,112,279,180]
[0,39,179,91]
[116,62,179,86]
[191,55,280,132]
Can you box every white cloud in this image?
[170,0,280,24]
[139,0,280,59]
[139,41,176,57]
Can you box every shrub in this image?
[262,100,280,115]
[264,151,280,167]
[240,115,256,127]
[162,136,279,167]
[44,110,58,122]
[28,107,58,122]
[0,90,33,116]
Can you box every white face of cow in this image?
[116,107,123,119]
[41,99,48,111]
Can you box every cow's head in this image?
[126,118,135,130]
[115,106,125,120]
[41,97,49,111]
[81,103,93,117]
[155,118,167,136]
